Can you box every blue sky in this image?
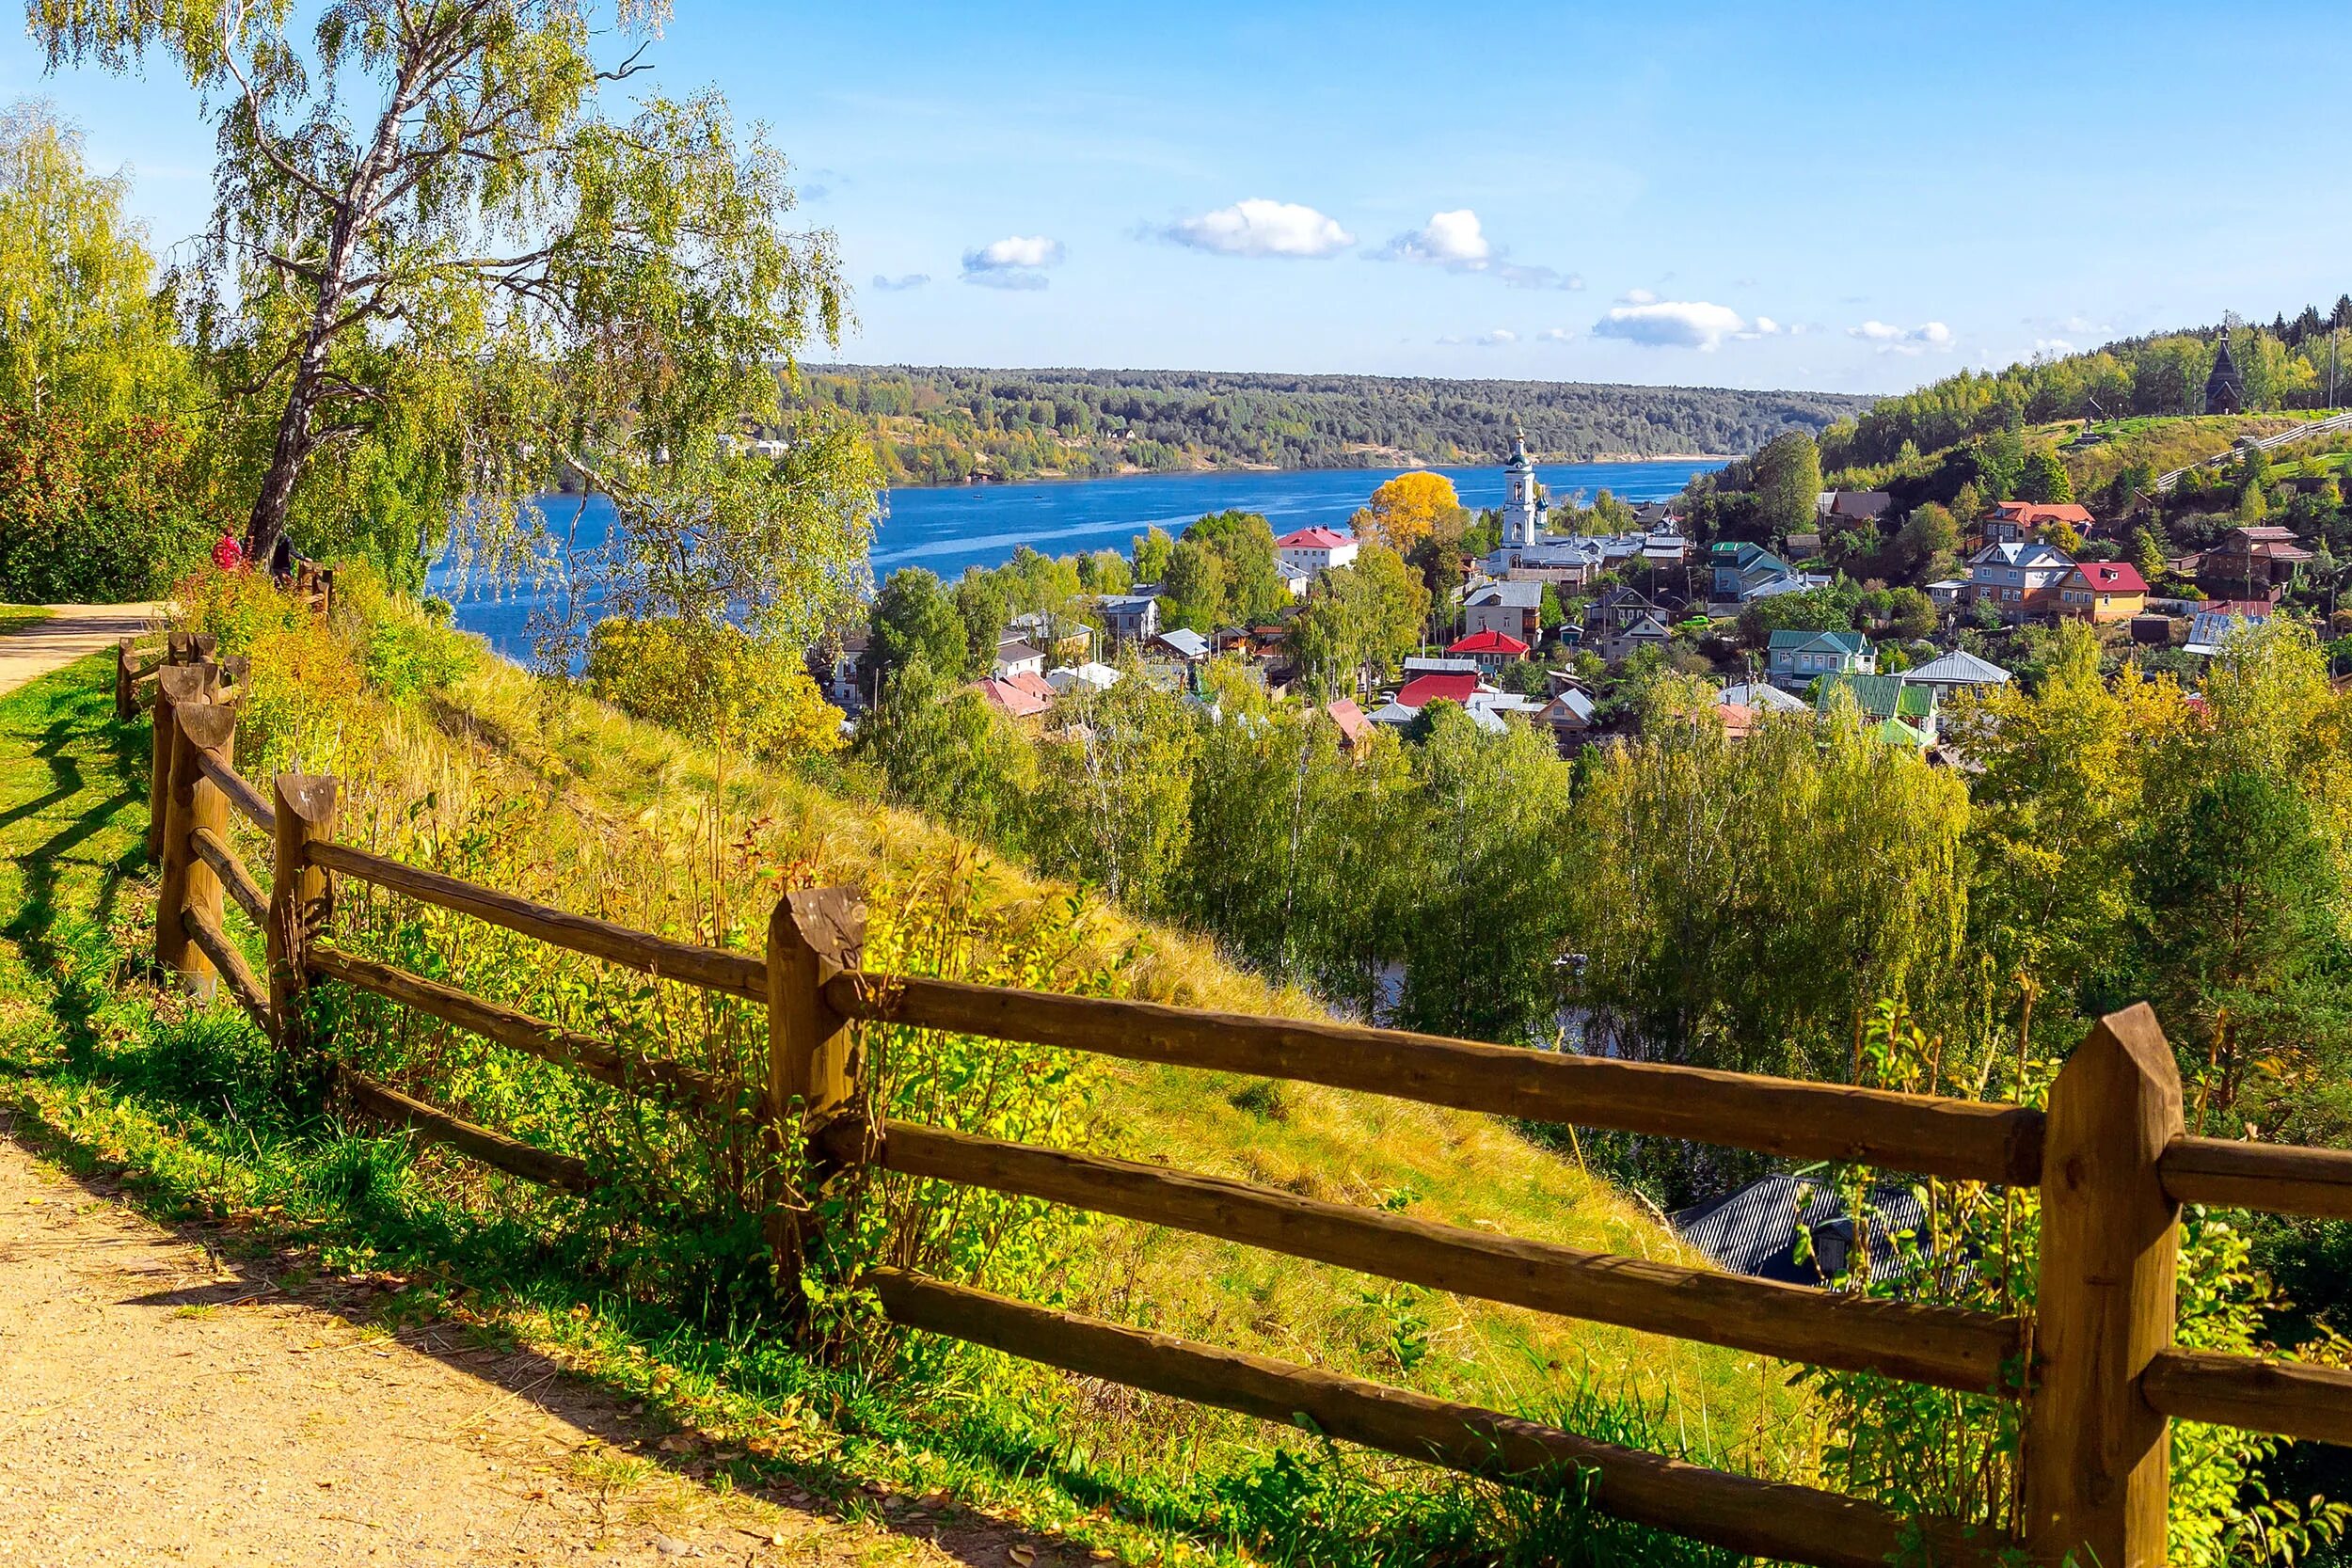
[8,1,2350,394]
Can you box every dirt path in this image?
[0,1115,1084,1567]
[0,605,159,700]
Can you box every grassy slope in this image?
[0,642,1810,1560]
[430,647,1805,1466]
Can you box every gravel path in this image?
[0,1116,1087,1567]
[0,605,159,699]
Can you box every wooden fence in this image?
[134,661,2352,1568]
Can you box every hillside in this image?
[795,364,1874,484]
[0,593,1805,1564]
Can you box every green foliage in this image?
[31,0,853,574]
[0,103,220,599]
[870,569,973,682]
[585,615,845,760]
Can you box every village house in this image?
[1965,540,2074,622]
[1720,681,1811,716]
[1600,612,1672,665]
[1985,501,2094,545]
[1817,672,1937,740]
[1044,661,1120,696]
[1708,541,1817,604]
[1900,647,2011,701]
[992,637,1046,680]
[972,672,1055,721]
[2196,525,2312,605]
[1447,628,1532,673]
[1094,591,1161,644]
[1462,580,1544,642]
[2058,560,2149,623]
[1150,627,1211,666]
[1537,689,1599,753]
[1816,490,1894,525]
[1766,628,1875,689]
[1277,526,1360,575]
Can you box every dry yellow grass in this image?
[267,609,1813,1480]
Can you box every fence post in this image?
[154,699,236,995]
[2022,1002,2184,1567]
[266,773,340,1048]
[765,886,868,1302]
[147,663,215,863]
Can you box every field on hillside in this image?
[0,596,1816,1565]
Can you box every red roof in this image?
[1395,673,1481,709]
[972,675,1051,718]
[1278,527,1353,550]
[2071,561,2148,593]
[1447,629,1532,657]
[1994,501,2095,527]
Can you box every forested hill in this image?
[791,365,1874,485]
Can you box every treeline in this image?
[791,365,1873,485]
[1833,297,2352,470]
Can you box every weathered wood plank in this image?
[2021,1005,2182,1568]
[877,1121,2022,1396]
[310,840,765,1001]
[2142,1348,2352,1446]
[181,908,271,1036]
[189,826,268,927]
[335,1066,593,1194]
[867,1268,2012,1568]
[310,944,738,1112]
[832,974,2045,1186]
[2161,1136,2352,1221]
[192,745,277,833]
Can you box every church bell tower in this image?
[1503,425,1543,547]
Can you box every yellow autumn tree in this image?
[1349,470,1461,553]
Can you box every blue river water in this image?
[433,458,1720,659]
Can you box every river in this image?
[433,458,1720,659]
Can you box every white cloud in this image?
[1383,209,1490,265]
[1847,320,1956,355]
[1592,299,1752,351]
[961,235,1065,290]
[871,273,930,293]
[1160,198,1353,259]
[1375,209,1580,289]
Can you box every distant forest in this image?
[790,366,1875,485]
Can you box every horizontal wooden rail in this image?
[182,908,270,1036]
[336,1066,593,1194]
[834,974,2045,1187]
[190,743,277,833]
[2143,1348,2352,1446]
[2161,1135,2352,1221]
[310,945,739,1113]
[879,1121,2020,1395]
[190,826,267,927]
[868,1268,2009,1568]
[310,840,765,1002]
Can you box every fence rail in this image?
[133,654,2352,1568]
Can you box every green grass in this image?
[0,649,1804,1566]
[0,603,56,638]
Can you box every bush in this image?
[586,615,844,759]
